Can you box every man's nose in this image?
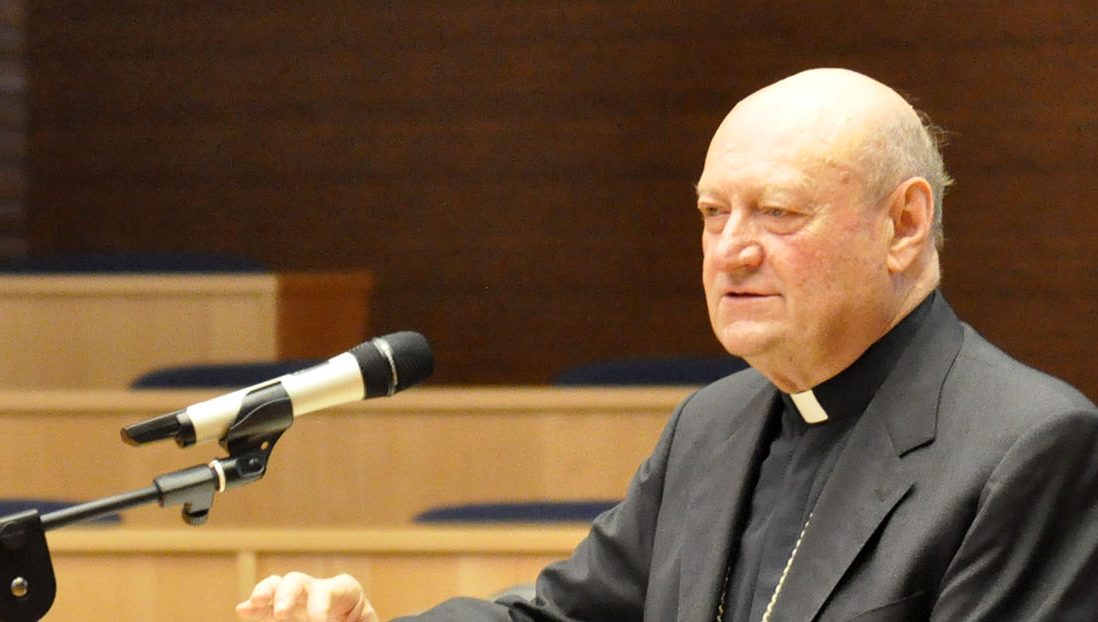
[709,216,764,271]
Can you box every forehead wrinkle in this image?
[699,151,814,193]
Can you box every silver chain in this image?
[715,512,814,622]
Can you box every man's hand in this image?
[236,572,378,622]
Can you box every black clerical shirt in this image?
[720,294,935,622]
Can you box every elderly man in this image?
[237,68,1098,621]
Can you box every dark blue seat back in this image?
[0,498,121,524]
[131,360,324,389]
[553,355,748,386]
[0,252,266,274]
[414,500,619,523]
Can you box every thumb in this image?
[306,574,376,622]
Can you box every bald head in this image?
[711,68,951,247]
[719,69,910,158]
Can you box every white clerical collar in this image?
[789,389,829,424]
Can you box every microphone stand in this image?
[0,397,293,622]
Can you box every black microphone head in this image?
[351,331,434,398]
[381,331,435,390]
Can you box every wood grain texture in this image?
[47,526,588,621]
[0,271,372,387]
[21,2,1097,399]
[0,386,684,526]
[0,0,25,259]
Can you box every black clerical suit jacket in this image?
[402,295,1098,621]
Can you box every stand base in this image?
[0,511,55,622]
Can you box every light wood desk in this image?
[0,386,688,526]
[0,270,374,388]
[46,525,589,621]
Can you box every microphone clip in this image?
[222,385,294,457]
[154,388,296,526]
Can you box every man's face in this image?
[696,111,897,389]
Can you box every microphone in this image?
[121,331,433,448]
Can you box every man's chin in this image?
[714,326,779,359]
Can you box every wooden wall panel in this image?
[21,2,1098,399]
[0,0,25,259]
[0,271,373,387]
[47,527,589,622]
[0,387,681,526]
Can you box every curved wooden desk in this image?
[47,525,589,621]
[1,386,695,620]
[0,270,374,388]
[0,386,688,525]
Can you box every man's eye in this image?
[699,206,726,219]
[761,206,791,218]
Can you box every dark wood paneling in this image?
[0,0,24,258]
[23,1,1098,399]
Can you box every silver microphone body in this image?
[121,331,433,447]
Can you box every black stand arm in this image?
[0,398,291,622]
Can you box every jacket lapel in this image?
[679,384,780,622]
[765,295,964,621]
[769,415,914,621]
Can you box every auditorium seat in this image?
[413,500,619,523]
[0,498,121,524]
[0,252,266,273]
[414,360,747,527]
[553,355,748,386]
[131,360,323,389]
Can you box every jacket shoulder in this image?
[951,324,1096,418]
[669,368,775,437]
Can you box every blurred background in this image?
[0,1,1093,395]
[0,4,1094,619]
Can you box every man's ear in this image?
[886,177,934,274]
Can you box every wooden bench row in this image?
[46,525,589,621]
[0,386,688,526]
